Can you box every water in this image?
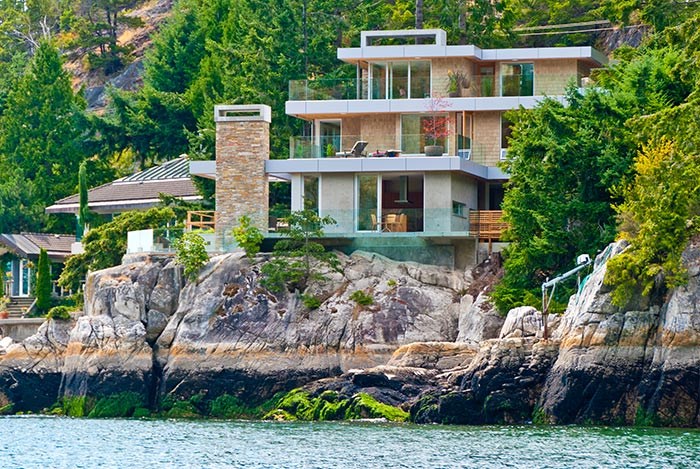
[1,417,698,468]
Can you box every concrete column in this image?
[214,104,271,250]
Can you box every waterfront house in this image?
[191,29,607,267]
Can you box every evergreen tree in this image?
[36,248,52,313]
[0,41,90,233]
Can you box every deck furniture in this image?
[335,140,368,158]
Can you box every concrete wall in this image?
[451,173,478,232]
[320,173,355,233]
[0,318,44,342]
[424,172,452,232]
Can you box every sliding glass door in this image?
[357,175,379,231]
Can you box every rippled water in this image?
[1,417,698,468]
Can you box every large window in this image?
[400,114,449,155]
[303,175,319,213]
[501,114,513,160]
[369,61,431,99]
[317,120,341,157]
[500,63,534,97]
[357,175,378,231]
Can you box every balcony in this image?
[288,74,583,101]
[289,135,500,165]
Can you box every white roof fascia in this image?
[266,157,509,181]
[189,160,216,180]
[338,44,606,66]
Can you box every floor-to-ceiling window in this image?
[400,114,449,155]
[500,63,534,96]
[369,61,431,100]
[357,175,379,231]
[303,175,319,213]
[316,120,341,157]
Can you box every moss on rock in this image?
[267,388,408,423]
[88,392,144,418]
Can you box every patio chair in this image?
[335,140,368,158]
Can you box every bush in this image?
[46,305,72,320]
[35,249,52,313]
[232,215,264,259]
[261,210,340,292]
[349,290,373,306]
[605,140,700,305]
[174,232,209,281]
[301,294,321,309]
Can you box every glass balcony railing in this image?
[266,208,506,239]
[289,135,502,165]
[289,74,584,101]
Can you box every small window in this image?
[452,201,466,217]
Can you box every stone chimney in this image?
[214,104,271,250]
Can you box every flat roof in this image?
[338,29,607,66]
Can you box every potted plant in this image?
[447,70,468,97]
[0,296,9,319]
[423,96,451,156]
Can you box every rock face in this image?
[157,252,464,402]
[1,241,699,427]
[540,240,700,426]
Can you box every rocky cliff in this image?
[1,242,698,426]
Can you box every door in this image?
[357,175,380,231]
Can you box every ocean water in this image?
[0,417,698,468]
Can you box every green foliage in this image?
[35,249,52,313]
[46,305,72,321]
[174,232,209,281]
[261,210,340,292]
[349,290,373,306]
[58,207,176,290]
[301,294,321,310]
[0,41,92,234]
[492,87,638,313]
[345,393,409,422]
[232,215,264,259]
[605,141,700,305]
[88,392,145,418]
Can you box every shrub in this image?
[35,249,52,313]
[605,140,700,305]
[46,305,72,320]
[174,232,209,281]
[349,290,373,306]
[232,215,264,259]
[261,210,340,292]
[301,294,321,309]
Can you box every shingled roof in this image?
[0,233,75,261]
[45,157,202,214]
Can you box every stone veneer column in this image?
[214,104,271,250]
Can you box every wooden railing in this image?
[186,211,216,231]
[469,210,508,241]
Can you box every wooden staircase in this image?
[6,297,35,318]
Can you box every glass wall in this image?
[303,175,319,213]
[370,61,431,99]
[318,121,341,156]
[400,114,449,154]
[357,175,378,231]
[500,63,534,96]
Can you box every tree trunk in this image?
[415,0,423,30]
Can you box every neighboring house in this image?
[192,28,608,268]
[0,233,75,308]
[46,156,201,218]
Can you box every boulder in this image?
[456,293,505,344]
[499,306,541,339]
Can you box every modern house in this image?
[191,29,607,268]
